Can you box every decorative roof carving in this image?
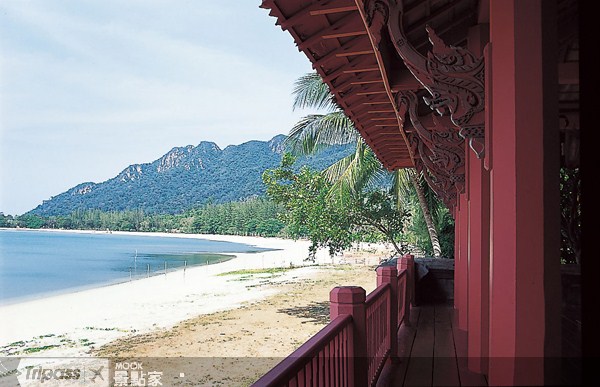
[364,0,486,158]
[398,90,464,213]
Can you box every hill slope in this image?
[29,135,353,215]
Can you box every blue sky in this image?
[0,1,314,215]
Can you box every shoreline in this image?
[0,229,390,358]
[1,226,305,243]
[0,251,236,308]
[0,228,275,308]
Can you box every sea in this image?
[0,229,271,305]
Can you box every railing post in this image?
[377,266,398,362]
[330,286,367,387]
[399,254,415,325]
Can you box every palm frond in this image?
[324,139,382,198]
[285,112,358,155]
[418,172,440,222]
[391,168,416,210]
[292,72,337,111]
[322,152,356,187]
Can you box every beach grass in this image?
[23,345,59,354]
[217,267,293,276]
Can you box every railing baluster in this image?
[312,355,318,386]
[318,350,324,386]
[342,329,346,386]
[334,334,340,386]
[297,366,304,386]
[328,347,331,387]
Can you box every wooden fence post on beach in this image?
[330,286,367,387]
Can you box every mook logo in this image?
[114,361,143,370]
[15,357,109,386]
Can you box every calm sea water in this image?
[0,229,271,304]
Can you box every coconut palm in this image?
[392,168,442,256]
[287,71,442,256]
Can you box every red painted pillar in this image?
[330,286,367,387]
[457,192,469,331]
[488,0,561,385]
[377,266,398,360]
[453,202,461,313]
[467,150,490,374]
[467,24,491,375]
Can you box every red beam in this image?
[356,90,387,96]
[321,57,377,85]
[314,37,373,70]
[361,101,392,106]
[279,0,357,30]
[332,72,382,91]
[299,12,362,51]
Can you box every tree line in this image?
[0,198,287,237]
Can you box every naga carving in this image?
[409,134,459,215]
[398,91,463,213]
[400,91,465,191]
[364,0,486,158]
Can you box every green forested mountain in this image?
[28,135,353,216]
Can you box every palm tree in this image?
[392,169,442,257]
[287,72,442,256]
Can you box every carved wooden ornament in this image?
[364,0,486,158]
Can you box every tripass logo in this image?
[25,366,81,382]
[12,357,110,386]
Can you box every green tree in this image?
[263,153,408,258]
[0,213,15,228]
[17,214,45,229]
[287,72,444,256]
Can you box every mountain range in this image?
[29,135,353,216]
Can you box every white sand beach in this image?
[0,230,391,359]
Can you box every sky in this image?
[0,0,314,215]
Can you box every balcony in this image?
[252,254,487,386]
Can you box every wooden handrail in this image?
[365,282,391,307]
[253,314,353,386]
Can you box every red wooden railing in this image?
[253,254,415,387]
[255,314,353,386]
[365,283,391,384]
[397,270,408,325]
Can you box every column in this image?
[467,24,491,375]
[488,0,561,385]
[457,192,469,331]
